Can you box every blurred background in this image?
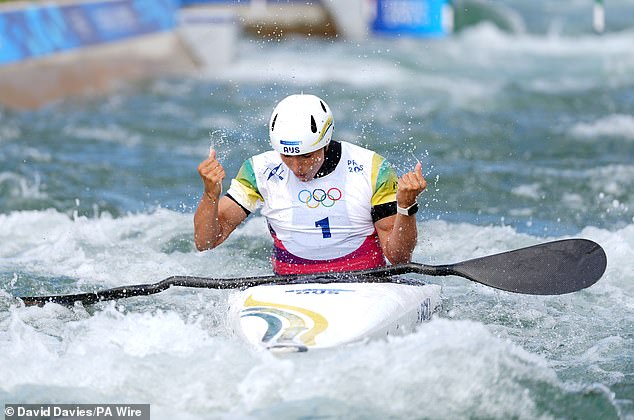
[1,0,632,231]
[1,0,632,109]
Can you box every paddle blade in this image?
[449,239,607,295]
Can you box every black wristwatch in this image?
[396,202,419,216]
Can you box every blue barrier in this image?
[0,0,178,65]
[372,0,449,37]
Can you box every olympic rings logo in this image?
[298,188,342,208]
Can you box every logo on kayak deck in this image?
[265,162,285,181]
[241,295,328,349]
[285,289,354,295]
[417,298,433,323]
[298,187,342,208]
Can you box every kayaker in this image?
[194,94,427,275]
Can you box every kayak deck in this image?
[230,281,442,352]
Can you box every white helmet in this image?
[269,94,334,155]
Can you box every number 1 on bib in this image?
[315,217,332,238]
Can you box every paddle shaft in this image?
[18,264,445,307]
[17,239,607,306]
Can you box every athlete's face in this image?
[280,148,326,182]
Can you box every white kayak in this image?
[229,280,442,352]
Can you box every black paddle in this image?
[17,239,607,307]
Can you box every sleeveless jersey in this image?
[226,141,398,274]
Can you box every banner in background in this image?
[0,0,178,65]
[372,0,450,37]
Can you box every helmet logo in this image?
[280,140,302,154]
[309,116,333,147]
[283,146,301,154]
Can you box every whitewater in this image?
[1,12,633,420]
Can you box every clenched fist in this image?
[396,162,427,208]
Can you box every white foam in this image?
[570,114,634,140]
[5,209,629,286]
[0,209,207,286]
[561,192,585,210]
[230,319,558,418]
[0,209,280,293]
[63,124,142,147]
[533,164,634,199]
[511,183,542,199]
[0,302,243,395]
[202,27,634,112]
[0,172,47,200]
[0,303,561,418]
[1,211,631,418]
[0,124,21,143]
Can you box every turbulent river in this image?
[1,2,633,418]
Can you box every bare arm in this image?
[193,150,248,251]
[194,195,247,250]
[375,162,427,264]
